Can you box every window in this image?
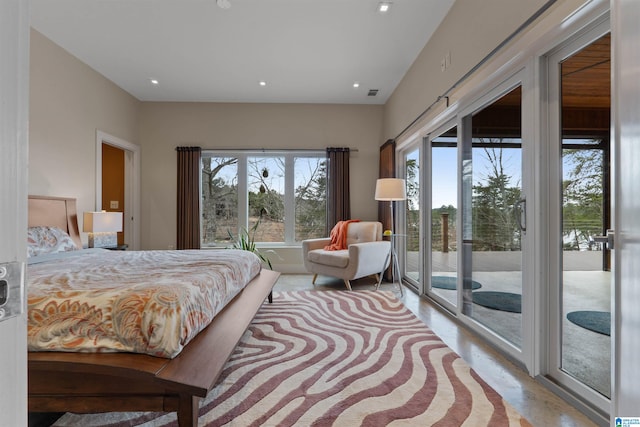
[201,151,326,246]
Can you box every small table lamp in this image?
[83,211,123,248]
[375,178,406,295]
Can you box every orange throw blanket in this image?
[324,219,360,251]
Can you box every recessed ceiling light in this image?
[150,79,159,85]
[217,0,231,9]
[378,2,391,13]
[353,82,360,88]
[259,81,267,86]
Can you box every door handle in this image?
[593,229,614,250]
[0,262,24,322]
[514,199,526,233]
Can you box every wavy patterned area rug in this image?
[53,291,531,427]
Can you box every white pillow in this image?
[27,226,79,258]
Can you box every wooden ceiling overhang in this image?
[465,34,611,139]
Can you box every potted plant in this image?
[227,209,273,269]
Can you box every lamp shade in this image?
[83,211,123,233]
[375,178,406,201]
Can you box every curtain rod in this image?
[201,147,359,152]
[394,0,557,142]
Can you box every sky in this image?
[407,145,522,209]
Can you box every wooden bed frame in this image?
[27,196,280,426]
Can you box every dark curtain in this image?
[378,139,396,280]
[176,146,201,249]
[378,139,396,228]
[326,147,351,232]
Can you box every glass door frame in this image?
[396,70,535,369]
[424,119,460,313]
[396,116,459,301]
[392,0,611,420]
[543,15,611,415]
[399,143,422,294]
[397,121,457,298]
[454,70,535,369]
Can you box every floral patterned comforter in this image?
[27,249,262,358]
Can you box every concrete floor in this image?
[408,250,611,398]
[276,273,599,427]
[427,270,611,398]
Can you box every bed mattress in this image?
[27,249,262,358]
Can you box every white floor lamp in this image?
[374,178,406,295]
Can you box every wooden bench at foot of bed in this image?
[29,268,280,427]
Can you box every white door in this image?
[0,0,29,425]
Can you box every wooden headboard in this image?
[28,195,82,248]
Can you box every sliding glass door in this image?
[546,23,611,412]
[461,85,524,349]
[428,125,458,308]
[393,6,612,419]
[404,148,420,290]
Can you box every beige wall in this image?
[383,0,553,140]
[138,102,383,264]
[29,29,140,244]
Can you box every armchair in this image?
[302,221,391,290]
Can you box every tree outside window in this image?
[562,142,605,250]
[201,156,238,245]
[472,141,522,252]
[201,151,326,246]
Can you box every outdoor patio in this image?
[404,249,611,398]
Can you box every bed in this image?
[27,195,280,426]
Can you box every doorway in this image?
[102,144,126,246]
[95,131,140,250]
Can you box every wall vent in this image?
[367,89,379,96]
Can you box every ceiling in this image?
[561,33,610,109]
[30,0,455,105]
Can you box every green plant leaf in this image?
[226,217,272,269]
